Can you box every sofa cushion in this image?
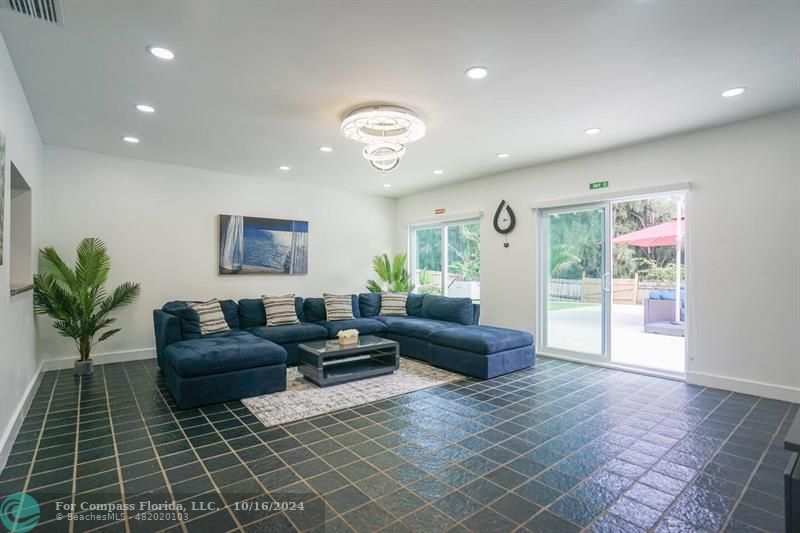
[165,330,286,378]
[321,318,387,337]
[163,300,239,339]
[305,296,360,322]
[406,294,424,317]
[421,295,474,325]
[430,325,533,355]
[382,317,457,339]
[239,297,305,329]
[248,322,328,345]
[359,293,381,318]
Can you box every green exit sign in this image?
[589,180,609,190]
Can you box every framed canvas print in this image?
[219,215,308,275]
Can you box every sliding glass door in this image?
[541,205,609,357]
[539,193,687,373]
[411,220,480,300]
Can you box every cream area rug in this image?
[242,358,463,428]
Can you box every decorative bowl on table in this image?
[337,329,359,346]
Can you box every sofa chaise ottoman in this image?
[154,301,288,409]
[165,330,287,409]
[428,325,535,379]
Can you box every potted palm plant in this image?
[33,238,141,376]
[366,253,414,293]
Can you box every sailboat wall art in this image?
[219,215,309,275]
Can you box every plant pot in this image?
[74,359,93,376]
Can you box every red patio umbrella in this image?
[612,217,685,247]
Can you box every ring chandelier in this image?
[341,105,426,173]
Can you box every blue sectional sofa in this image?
[154,294,534,408]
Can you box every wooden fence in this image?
[550,273,678,304]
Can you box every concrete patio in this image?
[547,303,685,373]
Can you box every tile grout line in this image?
[17,358,797,533]
[135,360,248,531]
[645,390,761,532]
[21,370,62,493]
[119,362,189,533]
[113,360,664,531]
[100,364,132,533]
[718,401,795,532]
[439,370,703,532]
[67,374,83,533]
[228,360,614,531]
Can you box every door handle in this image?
[602,272,611,292]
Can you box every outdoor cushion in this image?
[163,300,240,339]
[430,325,533,355]
[248,323,328,345]
[359,293,381,317]
[421,295,474,325]
[321,318,387,337]
[165,330,286,378]
[383,317,457,339]
[304,296,361,322]
[239,297,305,329]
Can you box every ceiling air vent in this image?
[2,0,64,26]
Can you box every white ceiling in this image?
[1,0,799,197]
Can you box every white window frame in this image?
[408,217,481,298]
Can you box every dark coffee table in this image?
[297,335,399,387]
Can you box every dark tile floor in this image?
[0,357,795,533]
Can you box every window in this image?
[10,163,33,295]
[410,219,480,301]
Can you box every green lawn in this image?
[548,301,599,311]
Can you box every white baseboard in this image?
[687,370,800,404]
[42,348,156,371]
[0,362,43,473]
[538,351,686,382]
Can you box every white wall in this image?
[0,32,44,463]
[39,146,396,365]
[396,109,800,402]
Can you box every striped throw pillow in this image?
[262,294,300,326]
[379,293,408,317]
[187,299,230,335]
[323,294,354,321]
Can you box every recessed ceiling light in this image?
[584,127,602,135]
[147,45,175,60]
[135,104,155,113]
[432,169,444,175]
[122,136,140,144]
[496,153,509,159]
[721,87,746,98]
[319,146,333,152]
[465,66,488,80]
[383,183,392,188]
[279,166,291,171]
